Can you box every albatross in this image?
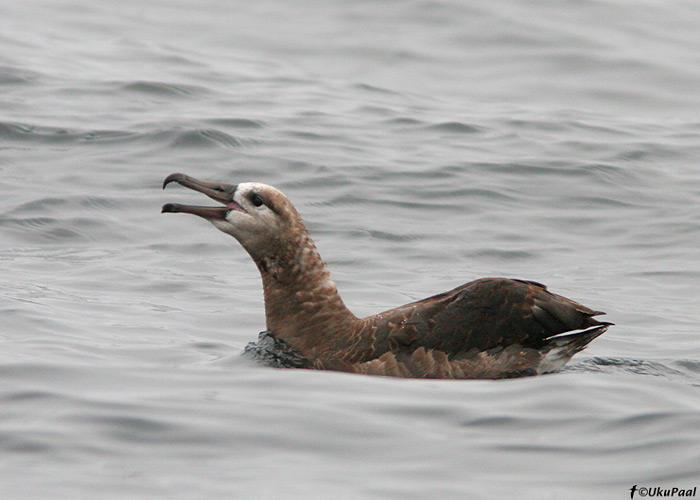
[162,173,611,379]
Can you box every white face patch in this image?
[216,182,291,257]
[224,183,274,222]
[233,183,274,212]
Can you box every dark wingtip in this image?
[587,311,612,328]
[163,173,186,189]
[589,318,614,327]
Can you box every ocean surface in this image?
[2,1,700,498]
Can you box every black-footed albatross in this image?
[162,173,611,379]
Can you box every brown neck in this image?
[254,230,361,359]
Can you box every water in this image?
[2,0,700,498]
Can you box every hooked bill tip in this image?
[161,203,181,213]
[162,173,186,190]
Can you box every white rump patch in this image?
[536,346,572,374]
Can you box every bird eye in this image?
[251,194,264,207]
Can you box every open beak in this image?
[161,173,244,220]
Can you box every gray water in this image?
[2,1,700,499]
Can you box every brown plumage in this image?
[162,173,611,379]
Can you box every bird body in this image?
[162,173,610,379]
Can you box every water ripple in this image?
[0,121,244,149]
[426,121,482,133]
[121,81,212,97]
[168,128,242,148]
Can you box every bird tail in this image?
[536,324,610,374]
